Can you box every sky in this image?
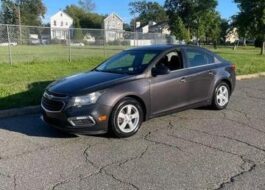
[43,0,239,23]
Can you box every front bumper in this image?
[41,103,112,135]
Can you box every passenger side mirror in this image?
[152,64,170,76]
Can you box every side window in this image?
[142,53,157,65]
[186,49,215,68]
[155,50,183,71]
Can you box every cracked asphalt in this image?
[0,77,265,190]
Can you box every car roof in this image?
[125,45,224,61]
[126,44,201,51]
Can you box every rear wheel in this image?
[212,82,230,110]
[110,98,143,138]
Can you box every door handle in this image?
[180,77,186,83]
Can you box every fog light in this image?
[98,115,107,122]
[68,116,96,127]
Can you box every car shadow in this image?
[0,80,77,138]
[194,106,215,111]
[0,81,53,110]
[0,114,77,138]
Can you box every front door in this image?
[150,50,189,116]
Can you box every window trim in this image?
[148,47,223,77]
[168,62,222,74]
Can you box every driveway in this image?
[0,78,265,190]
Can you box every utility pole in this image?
[16,0,22,44]
[18,5,22,44]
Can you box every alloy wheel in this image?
[117,104,140,133]
[216,85,229,107]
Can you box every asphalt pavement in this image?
[0,77,265,190]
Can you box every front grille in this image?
[42,97,65,112]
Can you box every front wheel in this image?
[110,98,143,138]
[212,82,230,110]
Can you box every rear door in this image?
[182,47,217,104]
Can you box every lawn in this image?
[0,45,264,110]
[210,46,265,75]
[0,57,105,110]
[0,45,125,64]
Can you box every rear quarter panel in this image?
[211,62,236,96]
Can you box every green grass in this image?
[209,46,265,75]
[0,45,125,64]
[0,45,264,110]
[0,57,105,110]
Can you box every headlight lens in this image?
[72,92,102,107]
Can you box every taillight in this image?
[231,64,236,72]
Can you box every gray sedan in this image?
[41,45,236,137]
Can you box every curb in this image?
[0,106,41,119]
[237,72,265,80]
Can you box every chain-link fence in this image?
[0,24,172,64]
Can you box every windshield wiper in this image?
[94,69,108,73]
[94,69,122,74]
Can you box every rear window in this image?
[186,48,216,68]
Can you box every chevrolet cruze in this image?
[41,45,236,137]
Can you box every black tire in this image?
[110,97,143,138]
[212,82,230,110]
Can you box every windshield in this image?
[95,50,161,75]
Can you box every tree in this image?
[129,0,168,26]
[231,11,252,47]
[0,0,16,24]
[205,11,222,49]
[233,0,265,55]
[73,22,83,40]
[65,5,104,29]
[220,19,230,44]
[20,0,46,25]
[123,23,131,31]
[0,0,46,25]
[78,0,95,12]
[170,16,190,41]
[165,0,218,45]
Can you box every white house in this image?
[225,28,239,43]
[136,21,171,35]
[149,22,171,35]
[50,11,73,40]
[136,21,156,34]
[104,13,124,42]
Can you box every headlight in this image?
[71,92,103,107]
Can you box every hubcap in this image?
[216,85,229,107]
[117,104,140,133]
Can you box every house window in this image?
[61,21,63,26]
[66,22,68,26]
[54,20,56,26]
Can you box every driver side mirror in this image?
[152,64,170,76]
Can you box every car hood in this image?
[47,71,133,96]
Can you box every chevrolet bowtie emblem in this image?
[44,92,54,99]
